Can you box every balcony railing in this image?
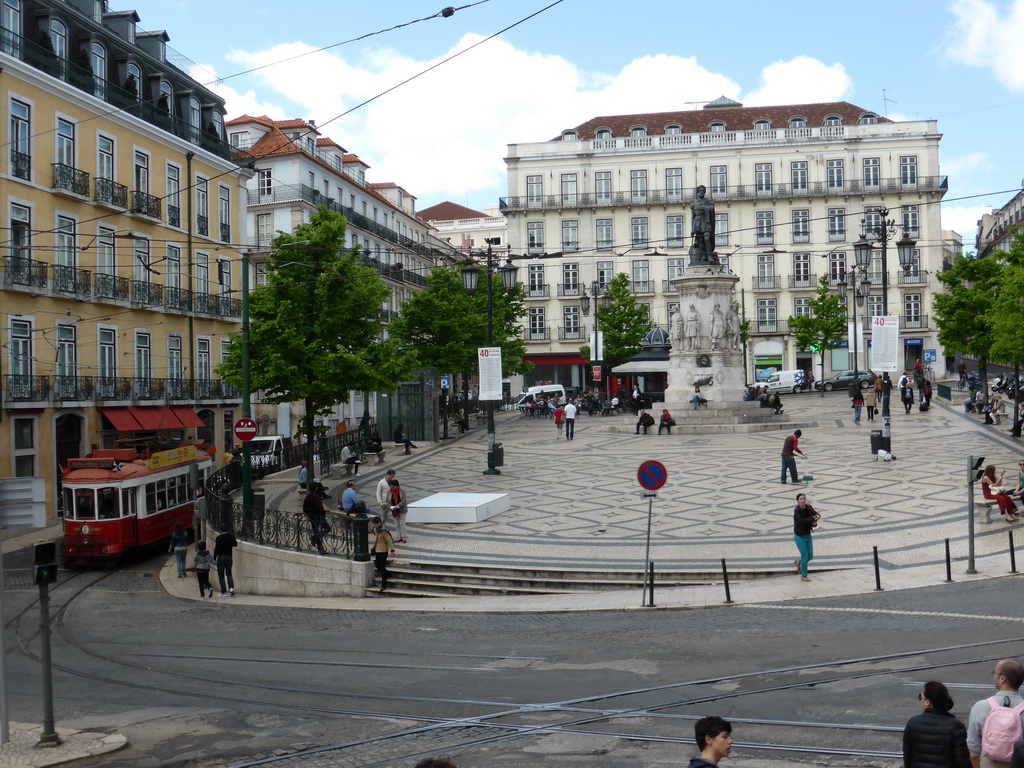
[131,191,162,218]
[901,314,929,330]
[52,163,90,196]
[499,176,949,212]
[756,233,775,245]
[10,150,30,180]
[754,320,780,333]
[828,231,847,242]
[752,276,781,290]
[558,326,585,341]
[95,178,128,208]
[167,205,181,228]
[220,223,231,242]
[632,280,655,294]
[52,264,92,296]
[164,286,191,310]
[662,278,683,293]
[196,214,209,236]
[897,270,928,285]
[788,274,818,289]
[793,232,810,243]
[557,283,582,297]
[525,328,551,342]
[94,273,130,301]
[4,375,50,402]
[53,375,94,401]
[525,285,550,299]
[131,280,164,306]
[3,255,49,288]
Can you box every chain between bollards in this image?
[945,538,953,583]
[721,558,733,604]
[1011,531,1018,574]
[873,546,883,591]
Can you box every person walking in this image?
[966,658,1024,768]
[193,540,215,598]
[384,478,409,543]
[793,492,819,582]
[564,399,577,440]
[375,469,396,509]
[780,429,806,484]
[852,390,864,423]
[553,403,565,439]
[903,384,915,414]
[903,680,970,768]
[169,521,189,578]
[865,387,877,421]
[213,524,237,597]
[303,480,330,554]
[371,516,395,592]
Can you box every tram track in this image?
[21,570,1024,767]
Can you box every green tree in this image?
[933,252,1003,394]
[788,275,847,397]
[218,206,414,461]
[597,273,653,372]
[987,229,1024,420]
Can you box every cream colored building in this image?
[418,201,508,255]
[502,98,948,391]
[2,0,249,516]
[976,189,1023,259]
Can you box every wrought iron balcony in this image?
[131,191,162,218]
[220,223,231,242]
[788,274,818,289]
[95,178,128,207]
[53,375,94,401]
[193,292,214,314]
[94,273,130,301]
[132,377,166,401]
[792,232,811,243]
[4,374,51,402]
[167,205,181,228]
[164,286,192,311]
[631,280,655,294]
[52,163,90,196]
[756,233,775,245]
[3,255,49,288]
[525,284,550,299]
[752,276,781,290]
[901,314,929,330]
[96,377,131,400]
[897,270,928,285]
[10,150,30,180]
[52,264,92,296]
[558,326,586,341]
[131,280,164,306]
[754,320,780,333]
[525,328,551,342]
[828,231,847,242]
[557,283,582,297]
[196,215,209,236]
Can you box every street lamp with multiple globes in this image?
[835,248,874,396]
[579,281,612,399]
[461,237,518,475]
[852,208,917,451]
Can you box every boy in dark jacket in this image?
[687,715,733,768]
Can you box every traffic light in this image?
[971,456,986,484]
[33,542,58,586]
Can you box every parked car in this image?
[815,370,878,391]
[764,370,811,394]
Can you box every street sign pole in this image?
[636,461,668,607]
[641,493,655,607]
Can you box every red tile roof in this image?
[558,100,889,140]
[418,201,489,222]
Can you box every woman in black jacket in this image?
[903,680,970,768]
[793,493,819,582]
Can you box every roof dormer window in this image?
[708,122,726,133]
[858,113,878,125]
[753,119,770,130]
[824,115,842,126]
[789,117,806,128]
[664,124,682,135]
[561,130,578,140]
[595,128,612,139]
[630,126,648,137]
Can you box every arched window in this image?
[664,124,682,135]
[789,116,806,129]
[125,62,141,100]
[91,41,106,98]
[212,112,224,140]
[753,119,770,130]
[858,113,878,125]
[595,128,612,139]
[159,81,173,114]
[49,19,66,59]
[708,122,726,133]
[561,130,578,140]
[630,125,648,137]
[1,0,21,56]
[189,96,201,137]
[824,114,842,126]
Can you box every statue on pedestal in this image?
[689,185,720,266]
[709,303,726,350]
[684,304,701,351]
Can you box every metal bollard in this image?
[721,558,733,604]
[1011,531,1018,574]
[945,538,953,583]
[351,511,370,562]
[646,562,655,607]
[873,546,883,591]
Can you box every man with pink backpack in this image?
[966,658,1024,767]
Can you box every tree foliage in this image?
[987,231,1024,367]
[933,252,1003,385]
[788,275,847,396]
[218,206,414,447]
[597,273,653,371]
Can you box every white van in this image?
[514,385,567,408]
[764,370,809,394]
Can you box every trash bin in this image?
[493,442,504,467]
[870,430,882,454]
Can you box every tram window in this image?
[176,475,188,502]
[166,478,177,507]
[146,483,157,514]
[97,487,119,519]
[63,488,74,519]
[74,489,96,520]
[122,489,136,517]
[156,480,168,511]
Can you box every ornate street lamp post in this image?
[580,280,611,399]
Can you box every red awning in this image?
[170,406,206,428]
[101,408,144,432]
[128,406,185,431]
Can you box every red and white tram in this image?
[61,443,213,565]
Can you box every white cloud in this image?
[946,0,1024,90]
[941,205,990,242]
[941,151,993,179]
[743,56,852,106]
[210,40,859,203]
[189,64,286,122]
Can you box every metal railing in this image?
[752,275,781,290]
[94,273,130,300]
[220,223,231,242]
[196,214,209,236]
[525,285,550,298]
[52,264,92,296]
[167,205,181,228]
[10,150,30,180]
[3,375,50,401]
[131,191,162,218]
[52,163,89,195]
[789,274,817,289]
[95,178,128,208]
[3,255,49,288]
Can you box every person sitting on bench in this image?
[394,424,417,455]
[341,442,363,475]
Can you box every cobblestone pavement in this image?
[266,393,1024,573]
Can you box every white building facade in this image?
[502,99,948,389]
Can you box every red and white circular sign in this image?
[233,418,258,442]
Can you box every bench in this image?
[364,450,387,464]
[342,462,363,476]
[976,499,997,524]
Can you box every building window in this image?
[165,245,180,290]
[828,208,846,241]
[630,126,647,138]
[756,211,774,244]
[667,215,684,248]
[97,135,113,180]
[867,295,884,319]
[13,417,35,477]
[166,164,180,226]
[168,335,182,383]
[560,173,577,206]
[863,157,880,188]
[218,186,230,241]
[133,238,150,288]
[789,116,806,129]
[597,261,614,288]
[189,97,201,138]
[563,305,581,338]
[527,222,544,253]
[560,130,577,141]
[96,226,115,277]
[794,297,811,318]
[666,167,683,200]
[792,210,809,243]
[790,161,807,192]
[49,18,66,61]
[863,206,882,240]
[596,218,612,251]
[631,216,648,246]
[632,259,650,292]
[859,113,878,124]
[561,220,579,252]
[159,81,173,115]
[217,258,231,296]
[98,328,116,388]
[829,252,847,284]
[198,338,211,383]
[10,319,32,382]
[904,293,922,320]
[595,128,612,139]
[2,0,21,57]
[56,118,75,167]
[665,124,681,135]
[527,264,544,295]
[714,213,728,246]
[667,258,685,279]
[826,159,844,190]
[55,216,75,274]
[708,122,726,133]
[91,42,106,98]
[257,213,272,245]
[10,203,31,261]
[562,262,579,295]
[195,252,209,296]
[125,62,141,100]
[902,205,919,238]
[257,169,272,196]
[824,115,842,126]
[526,175,542,206]
[710,165,727,194]
[900,156,918,186]
[135,332,151,382]
[755,162,772,194]
[195,177,208,234]
[757,252,775,288]
[793,252,811,285]
[10,99,30,178]
[133,150,149,194]
[757,298,777,332]
[630,170,647,203]
[595,171,611,204]
[528,306,546,339]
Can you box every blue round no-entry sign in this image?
[637,460,668,490]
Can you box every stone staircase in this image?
[365,560,791,598]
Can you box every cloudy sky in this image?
[131,0,1024,245]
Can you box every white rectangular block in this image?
[407,492,510,523]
